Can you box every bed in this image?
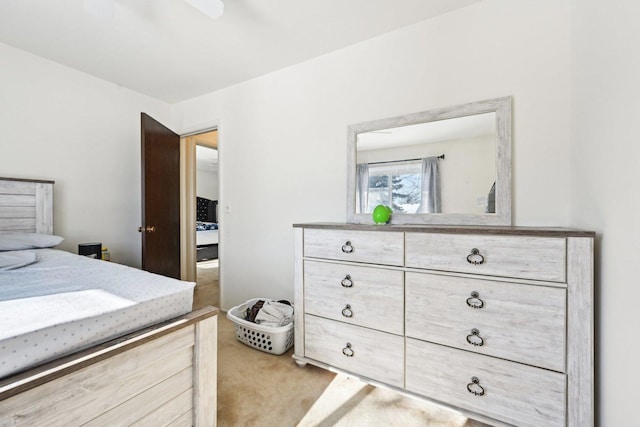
[196,197,218,262]
[0,177,218,426]
[196,221,218,261]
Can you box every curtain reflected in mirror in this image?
[355,163,369,213]
[418,157,441,213]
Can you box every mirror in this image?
[347,96,512,225]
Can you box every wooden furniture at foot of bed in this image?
[0,306,218,427]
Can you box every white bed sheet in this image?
[0,249,195,379]
[197,229,218,246]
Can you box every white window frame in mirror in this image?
[347,96,512,225]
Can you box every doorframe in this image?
[178,121,221,287]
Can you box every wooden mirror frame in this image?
[346,96,512,225]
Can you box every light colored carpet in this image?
[217,314,335,426]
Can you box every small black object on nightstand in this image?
[78,242,102,259]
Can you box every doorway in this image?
[180,129,220,310]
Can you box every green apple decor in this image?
[372,204,392,224]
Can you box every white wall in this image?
[171,0,573,310]
[0,42,171,266]
[196,167,219,201]
[571,1,640,425]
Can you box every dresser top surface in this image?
[293,222,595,238]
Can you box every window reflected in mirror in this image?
[363,160,422,213]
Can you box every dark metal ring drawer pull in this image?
[341,241,354,253]
[341,304,353,318]
[466,328,485,346]
[466,291,484,309]
[341,275,353,288]
[342,342,354,357]
[467,377,485,396]
[466,248,485,265]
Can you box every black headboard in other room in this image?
[196,197,218,223]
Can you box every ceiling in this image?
[0,0,481,103]
[358,112,495,151]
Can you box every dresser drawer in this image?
[405,233,566,282]
[406,339,566,427]
[304,229,404,266]
[304,260,404,335]
[304,315,404,387]
[405,272,566,371]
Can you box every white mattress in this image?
[197,229,219,246]
[0,249,195,379]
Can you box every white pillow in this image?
[0,251,39,270]
[0,233,64,251]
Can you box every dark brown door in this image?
[140,113,181,279]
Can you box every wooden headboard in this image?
[0,177,54,234]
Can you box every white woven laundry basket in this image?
[226,298,294,355]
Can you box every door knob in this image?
[138,226,156,233]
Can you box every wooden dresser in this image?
[293,223,594,427]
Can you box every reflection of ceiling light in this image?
[184,0,225,19]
